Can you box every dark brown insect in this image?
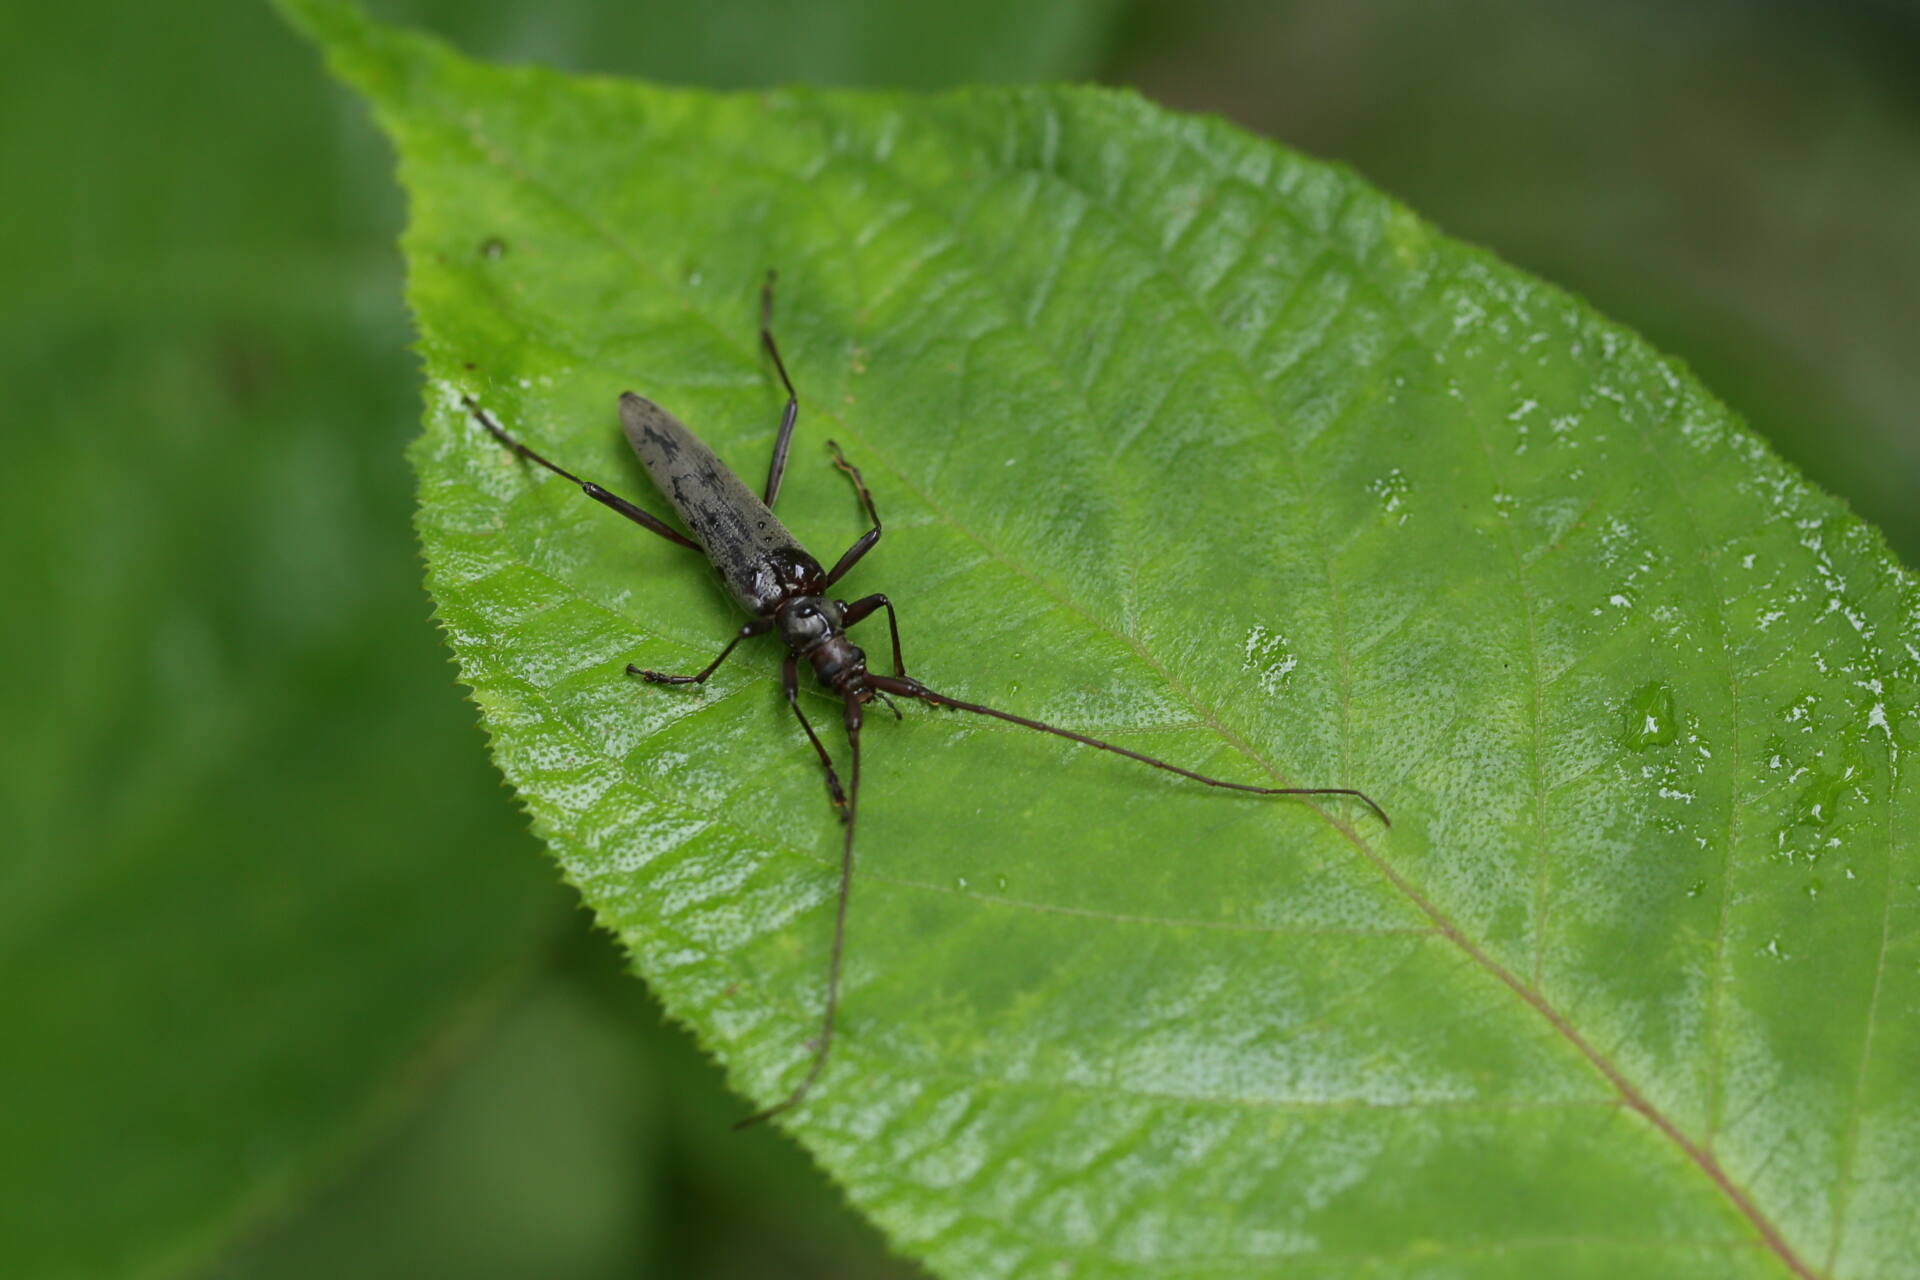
[464,274,1388,1125]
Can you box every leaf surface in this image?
[297,4,1920,1276]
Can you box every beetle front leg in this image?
[628,618,771,684]
[842,592,905,676]
[782,655,849,817]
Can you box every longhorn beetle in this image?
[463,273,1389,1126]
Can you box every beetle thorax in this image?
[775,595,844,654]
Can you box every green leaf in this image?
[295,2,1920,1275]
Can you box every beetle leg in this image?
[841,592,905,676]
[465,396,699,550]
[627,619,771,685]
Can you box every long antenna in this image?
[736,696,865,1128]
[869,674,1389,827]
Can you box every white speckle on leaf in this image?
[1242,626,1300,697]
[1367,469,1410,524]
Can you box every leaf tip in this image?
[274,0,432,110]
[272,0,366,47]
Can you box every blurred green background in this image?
[2,1,1914,1276]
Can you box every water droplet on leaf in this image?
[1792,744,1869,828]
[1623,681,1678,750]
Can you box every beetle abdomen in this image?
[620,392,817,614]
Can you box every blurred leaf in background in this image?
[388,0,1123,89]
[211,930,912,1280]
[0,5,568,1279]
[2,0,1913,1277]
